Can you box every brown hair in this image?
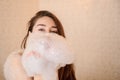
[21,10,76,80]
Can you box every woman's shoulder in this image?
[3,49,30,80]
[4,49,23,66]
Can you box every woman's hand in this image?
[34,75,43,80]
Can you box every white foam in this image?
[21,32,74,80]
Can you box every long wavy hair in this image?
[21,10,76,80]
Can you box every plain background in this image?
[0,0,120,80]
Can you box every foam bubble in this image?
[21,32,74,80]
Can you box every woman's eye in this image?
[51,31,58,33]
[38,29,45,31]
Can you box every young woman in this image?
[4,10,76,80]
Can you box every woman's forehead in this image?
[35,16,56,26]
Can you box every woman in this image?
[4,10,76,80]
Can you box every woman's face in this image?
[32,16,58,34]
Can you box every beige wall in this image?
[0,0,39,79]
[0,0,120,80]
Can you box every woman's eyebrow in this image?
[37,24,56,28]
[37,24,46,26]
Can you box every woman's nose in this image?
[46,28,50,33]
